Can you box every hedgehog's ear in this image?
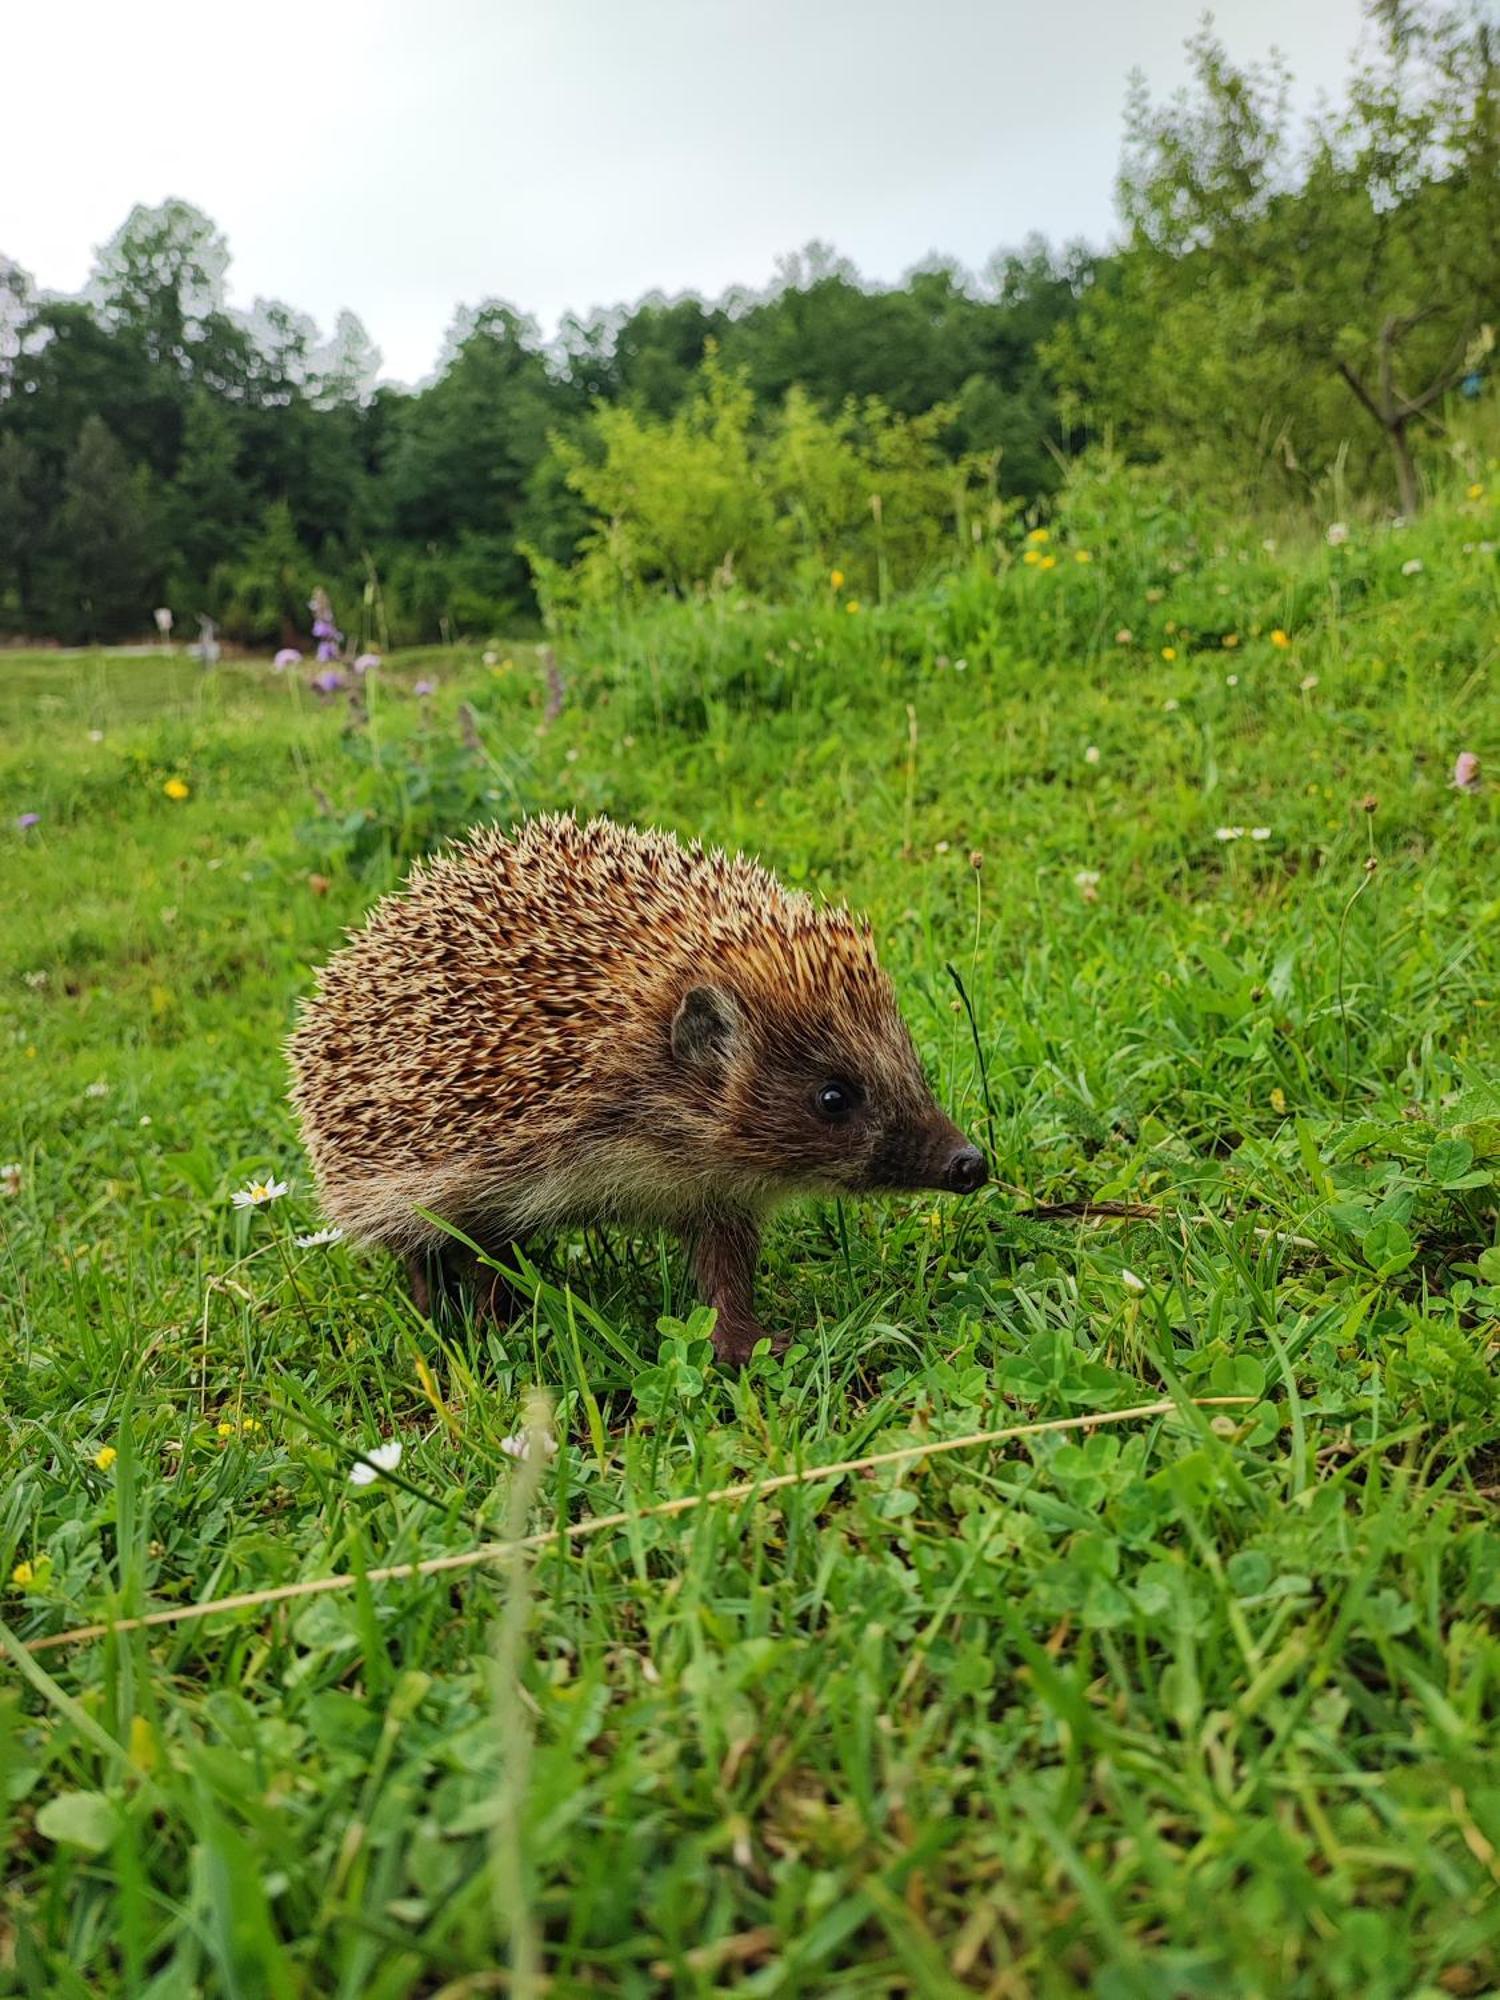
[671,983,744,1074]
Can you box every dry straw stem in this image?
[25,1396,1253,1656]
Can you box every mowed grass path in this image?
[3,504,1499,1995]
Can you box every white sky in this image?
[5,0,1368,384]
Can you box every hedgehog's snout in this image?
[863,1109,988,1196]
[945,1144,988,1195]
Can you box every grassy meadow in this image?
[3,475,1500,1995]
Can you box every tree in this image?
[390,303,570,604]
[1313,4,1500,512]
[164,392,251,593]
[1049,3,1500,510]
[0,432,38,621]
[45,417,153,641]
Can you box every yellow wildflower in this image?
[94,1444,118,1471]
[829,568,845,590]
[1269,1087,1287,1113]
[216,1421,235,1438]
[845,600,861,614]
[1223,633,1239,649]
[163,777,190,801]
[11,1560,34,1587]
[1073,549,1092,564]
[1468,483,1485,501]
[1162,646,1177,662]
[1022,549,1041,566]
[1271,629,1290,648]
[1026,527,1050,545]
[1040,554,1057,571]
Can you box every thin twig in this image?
[1021,1199,1161,1222]
[23,1398,1252,1655]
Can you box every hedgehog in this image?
[288,813,986,1362]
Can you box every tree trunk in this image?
[1389,419,1420,518]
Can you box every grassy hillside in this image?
[3,475,1499,1995]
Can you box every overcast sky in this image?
[6,0,1368,384]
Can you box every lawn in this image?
[3,485,1499,1995]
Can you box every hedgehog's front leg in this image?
[689,1211,775,1365]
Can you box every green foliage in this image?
[543,352,991,614]
[1051,5,1500,511]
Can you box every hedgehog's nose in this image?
[946,1145,988,1195]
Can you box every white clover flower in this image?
[295,1226,344,1248]
[1115,628,1132,644]
[1251,827,1272,841]
[22,970,48,990]
[231,1177,289,1209]
[500,1430,558,1463]
[1084,745,1101,765]
[1401,558,1424,576]
[1215,827,1246,842]
[1,1163,21,1198]
[349,1440,403,1487]
[1225,674,1239,687]
[1163,697,1180,712]
[85,1080,110,1099]
[1300,673,1319,692]
[1326,522,1349,547]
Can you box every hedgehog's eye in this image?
[814,1081,854,1121]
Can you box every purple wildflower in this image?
[311,618,334,641]
[273,648,302,670]
[316,639,340,664]
[1453,750,1481,793]
[413,678,435,697]
[311,669,346,694]
[353,652,380,674]
[16,812,40,830]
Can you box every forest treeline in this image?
[1,1,1495,646]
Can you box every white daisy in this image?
[349,1440,403,1487]
[231,1177,289,1209]
[295,1226,344,1248]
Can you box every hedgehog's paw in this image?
[711,1313,781,1368]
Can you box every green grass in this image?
[4,479,1499,1996]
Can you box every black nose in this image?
[946,1145,987,1194]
